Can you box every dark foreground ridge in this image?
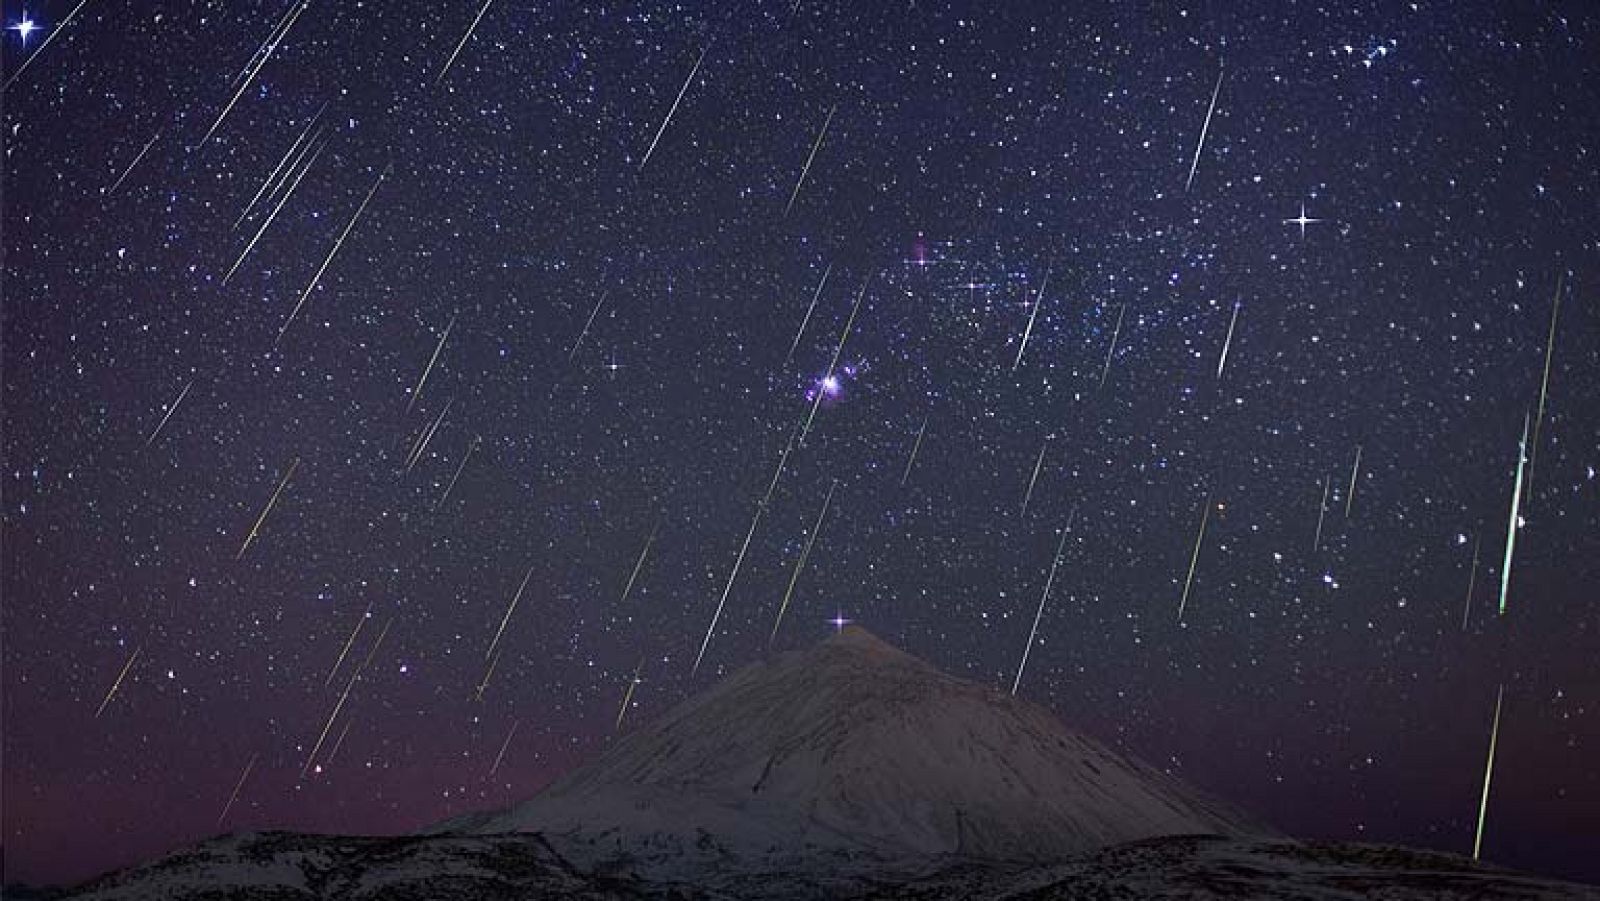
[45,629,1600,899]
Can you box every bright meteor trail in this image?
[1497,415,1529,616]
[693,501,765,674]
[236,458,299,560]
[1012,525,1070,695]
[1185,64,1225,192]
[639,46,708,171]
[1177,492,1211,622]
[1012,269,1049,371]
[771,480,836,643]
[1473,684,1505,860]
[785,104,835,216]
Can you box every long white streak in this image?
[1526,273,1563,500]
[771,481,836,643]
[761,433,797,506]
[1473,684,1505,860]
[106,129,163,195]
[901,417,928,486]
[615,660,643,731]
[1216,301,1240,378]
[276,163,392,346]
[434,435,479,512]
[639,46,707,171]
[782,263,831,369]
[568,293,607,361]
[488,719,519,776]
[304,620,389,776]
[1462,534,1480,630]
[225,139,326,285]
[1312,474,1330,551]
[1177,493,1211,622]
[618,521,660,605]
[201,0,307,147]
[474,648,502,702]
[436,0,495,83]
[1185,64,1225,192]
[486,566,535,663]
[325,719,352,765]
[801,274,868,442]
[1098,304,1126,388]
[784,104,835,216]
[96,646,142,717]
[236,103,325,228]
[1013,528,1070,695]
[217,754,258,826]
[1012,270,1049,371]
[693,502,764,674]
[1020,439,1048,516]
[1,0,90,93]
[231,0,299,88]
[145,379,193,447]
[237,458,300,560]
[406,398,453,471]
[1497,415,1529,616]
[1344,444,1362,517]
[325,603,371,687]
[409,314,457,412]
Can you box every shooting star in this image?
[95,646,142,718]
[1,0,90,93]
[1185,64,1225,192]
[105,128,162,196]
[1526,274,1563,500]
[785,104,835,215]
[1473,684,1505,860]
[1020,438,1048,516]
[145,379,193,447]
[1312,474,1330,552]
[901,416,928,486]
[409,314,457,412]
[1462,534,1480,630]
[1344,444,1362,517]
[1013,526,1071,695]
[618,520,660,606]
[237,458,300,560]
[1497,414,1529,616]
[223,138,326,285]
[434,435,480,512]
[692,501,765,674]
[200,0,308,147]
[303,618,389,777]
[761,432,798,506]
[325,603,371,687]
[1177,492,1212,622]
[406,398,454,472]
[782,263,831,369]
[800,274,869,442]
[277,163,392,346]
[436,0,495,83]
[568,293,607,361]
[216,754,258,827]
[615,659,644,731]
[474,647,502,702]
[486,565,534,663]
[771,480,836,643]
[1012,269,1049,371]
[1098,304,1125,388]
[639,45,708,170]
[235,103,326,228]
[488,719,519,776]
[325,719,353,766]
[1216,301,1240,379]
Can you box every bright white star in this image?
[1284,201,1324,239]
[11,14,38,44]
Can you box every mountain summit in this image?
[442,626,1263,872]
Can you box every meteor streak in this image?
[200,0,308,147]
[486,566,534,663]
[1345,445,1363,516]
[639,46,707,170]
[325,719,353,765]
[1012,269,1049,371]
[1099,304,1125,388]
[409,314,457,412]
[618,520,660,606]
[1497,415,1529,616]
[303,619,389,777]
[615,659,644,731]
[1473,684,1504,860]
[771,481,836,643]
[1216,301,1240,379]
[145,379,193,447]
[568,293,607,361]
[1020,438,1048,516]
[1177,493,1211,622]
[224,139,326,285]
[693,501,764,674]
[96,646,142,717]
[217,754,258,826]
[784,104,835,215]
[1462,534,1480,630]
[1527,274,1563,500]
[782,264,831,369]
[1013,526,1070,695]
[277,163,392,346]
[406,398,454,472]
[436,0,495,83]
[488,719,519,776]
[235,103,326,228]
[761,432,797,506]
[1312,474,1330,551]
[434,435,480,512]
[237,458,300,560]
[474,648,502,702]
[800,274,868,442]
[900,416,928,486]
[106,129,162,196]
[1185,64,1225,192]
[326,603,371,687]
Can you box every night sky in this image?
[3,0,1598,888]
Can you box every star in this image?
[828,612,852,632]
[10,14,37,44]
[1284,202,1324,239]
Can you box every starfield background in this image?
[2,0,1597,889]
